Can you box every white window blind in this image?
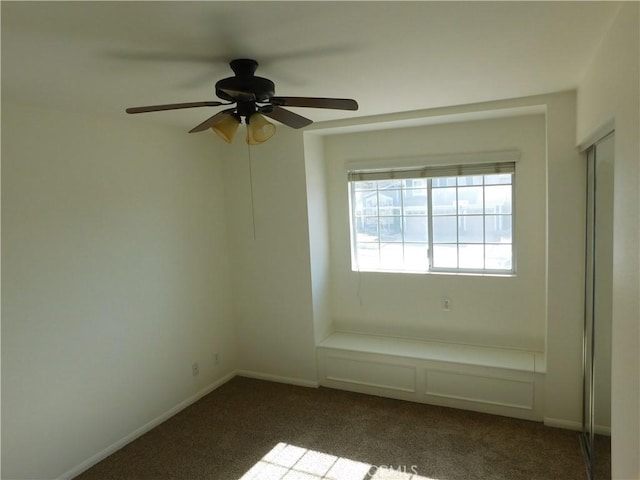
[348,162,516,182]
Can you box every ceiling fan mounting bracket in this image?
[229,58,258,76]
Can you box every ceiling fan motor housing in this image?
[215,59,275,102]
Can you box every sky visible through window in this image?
[238,442,437,480]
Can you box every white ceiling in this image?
[1,1,621,132]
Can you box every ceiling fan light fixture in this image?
[246,113,276,145]
[211,114,241,143]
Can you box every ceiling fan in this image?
[126,58,359,144]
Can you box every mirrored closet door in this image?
[582,132,613,480]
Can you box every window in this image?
[348,162,514,274]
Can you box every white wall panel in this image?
[325,355,417,393]
[425,370,534,410]
[317,334,543,421]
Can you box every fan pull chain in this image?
[247,142,257,241]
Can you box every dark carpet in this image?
[75,376,606,480]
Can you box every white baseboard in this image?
[544,417,582,431]
[58,371,237,480]
[236,369,319,388]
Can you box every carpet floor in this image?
[74,376,609,480]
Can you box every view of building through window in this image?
[349,172,513,274]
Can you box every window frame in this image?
[347,155,517,276]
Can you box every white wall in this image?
[304,133,333,344]
[222,127,318,384]
[324,114,547,351]
[1,103,238,479]
[577,3,640,478]
[542,91,586,428]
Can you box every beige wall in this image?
[1,103,238,479]
[577,3,640,478]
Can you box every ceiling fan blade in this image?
[126,101,224,114]
[270,97,358,111]
[261,106,313,129]
[189,108,236,133]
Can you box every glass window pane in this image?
[457,186,483,214]
[402,178,427,189]
[354,217,379,241]
[353,190,379,216]
[432,187,457,215]
[379,243,404,270]
[458,175,483,186]
[432,177,457,187]
[432,216,457,243]
[378,179,401,189]
[485,244,512,270]
[402,189,427,215]
[404,216,428,242]
[377,189,402,215]
[484,185,512,214]
[355,242,380,270]
[379,216,402,242]
[484,174,512,185]
[485,215,512,243]
[433,244,458,268]
[458,216,484,243]
[353,181,376,191]
[459,244,485,269]
[404,243,429,272]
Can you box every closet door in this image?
[582,132,613,480]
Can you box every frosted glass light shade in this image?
[246,113,276,145]
[212,115,240,143]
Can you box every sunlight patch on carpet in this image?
[238,442,438,480]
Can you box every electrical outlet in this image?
[192,362,199,376]
[442,297,452,311]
